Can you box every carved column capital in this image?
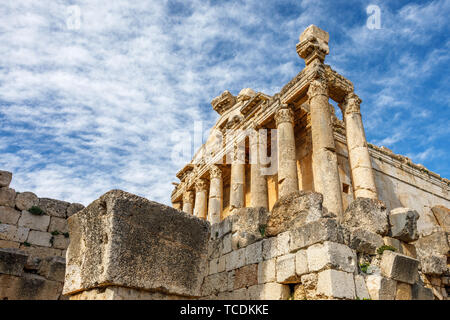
[307,78,328,101]
[183,190,194,203]
[274,106,294,126]
[340,92,362,115]
[195,178,208,192]
[209,165,222,179]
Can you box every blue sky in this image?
[0,0,448,206]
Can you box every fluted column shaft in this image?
[182,190,194,215]
[308,78,343,217]
[193,179,208,219]
[341,93,377,199]
[275,106,299,198]
[250,131,269,209]
[208,165,223,224]
[230,142,245,210]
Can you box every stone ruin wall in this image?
[0,170,84,300]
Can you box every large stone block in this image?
[0,273,62,300]
[276,254,299,284]
[225,248,246,271]
[420,255,447,276]
[38,198,70,218]
[306,241,357,273]
[18,210,50,232]
[63,190,210,298]
[380,251,419,284]
[342,198,389,236]
[395,282,412,300]
[231,207,269,241]
[52,234,70,250]
[201,272,227,296]
[248,282,290,300]
[257,259,276,284]
[38,256,66,282]
[354,275,370,300]
[411,283,434,300]
[48,217,68,233]
[290,218,344,251]
[0,206,21,225]
[15,192,39,211]
[0,171,12,188]
[0,188,16,207]
[295,249,308,276]
[27,230,52,247]
[234,264,258,289]
[66,203,85,217]
[389,207,419,242]
[366,274,396,300]
[431,205,449,232]
[0,248,28,276]
[266,191,323,236]
[414,231,449,260]
[316,269,355,299]
[0,224,29,242]
[245,240,263,265]
[347,228,384,254]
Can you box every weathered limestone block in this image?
[366,274,396,300]
[295,249,308,276]
[38,256,66,282]
[0,171,12,188]
[257,259,276,284]
[231,207,269,242]
[0,206,21,225]
[222,233,232,254]
[342,198,389,236]
[380,251,419,284]
[18,245,63,265]
[383,237,402,253]
[217,217,232,238]
[0,187,16,207]
[420,255,447,276]
[401,242,417,258]
[347,228,384,254]
[52,234,70,250]
[316,269,355,299]
[248,283,290,300]
[225,248,246,271]
[276,254,299,283]
[27,230,52,247]
[395,282,412,300]
[18,210,50,232]
[66,203,85,217]
[38,198,70,218]
[63,190,210,298]
[306,241,357,273]
[0,224,29,242]
[411,283,434,300]
[389,207,419,242]
[431,205,450,232]
[354,274,370,300]
[414,231,449,261]
[245,241,263,265]
[202,272,227,296]
[232,231,258,250]
[234,264,258,289]
[300,273,319,300]
[293,283,306,300]
[262,232,290,260]
[15,192,39,211]
[290,218,344,251]
[266,191,323,237]
[0,248,28,276]
[0,239,20,249]
[48,217,68,233]
[0,273,62,300]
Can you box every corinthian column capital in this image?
[195,178,208,192]
[183,190,194,203]
[274,106,294,126]
[341,92,362,115]
[307,78,328,101]
[209,165,222,179]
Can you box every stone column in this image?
[193,179,208,220]
[308,78,343,217]
[182,190,194,215]
[230,142,245,210]
[250,130,269,209]
[208,165,223,224]
[274,106,299,198]
[340,93,377,199]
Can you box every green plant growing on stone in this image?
[51,230,60,236]
[377,245,396,255]
[50,236,54,246]
[359,262,370,274]
[28,206,45,216]
[259,224,267,237]
[63,232,69,238]
[22,241,31,247]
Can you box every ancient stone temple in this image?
[1,25,449,300]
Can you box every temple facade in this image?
[171,25,450,238]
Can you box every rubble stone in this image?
[38,198,70,218]
[306,241,357,273]
[366,274,396,300]
[389,207,419,242]
[0,171,12,188]
[316,269,355,299]
[290,218,343,251]
[348,228,384,254]
[0,188,16,207]
[342,198,389,236]
[380,251,419,284]
[0,248,28,276]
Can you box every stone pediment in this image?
[211,90,237,115]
